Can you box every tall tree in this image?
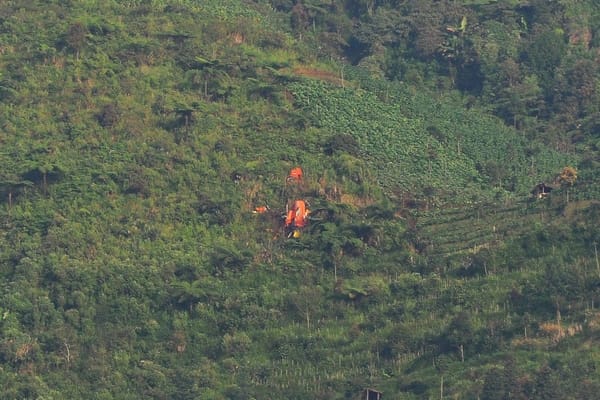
[66,22,87,60]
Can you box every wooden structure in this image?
[362,388,383,400]
[531,182,553,199]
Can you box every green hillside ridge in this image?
[1,1,599,399]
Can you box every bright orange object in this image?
[285,200,310,229]
[287,167,303,182]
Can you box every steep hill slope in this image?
[0,1,599,399]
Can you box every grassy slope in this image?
[0,1,599,399]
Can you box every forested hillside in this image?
[1,1,599,399]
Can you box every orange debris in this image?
[285,199,310,235]
[287,167,303,182]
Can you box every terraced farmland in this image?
[414,198,561,259]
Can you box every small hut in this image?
[531,182,553,199]
[361,388,383,400]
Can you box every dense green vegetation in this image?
[1,1,599,399]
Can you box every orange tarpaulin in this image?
[287,167,303,182]
[285,200,309,229]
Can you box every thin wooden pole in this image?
[594,242,600,278]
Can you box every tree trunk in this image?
[306,312,310,330]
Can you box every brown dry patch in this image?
[15,342,33,361]
[512,321,583,348]
[538,321,582,343]
[230,32,244,45]
[511,336,546,348]
[0,45,14,55]
[19,362,36,376]
[317,176,342,202]
[562,199,600,219]
[339,193,375,208]
[292,67,347,86]
[569,27,592,47]
[585,311,600,330]
[173,331,186,353]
